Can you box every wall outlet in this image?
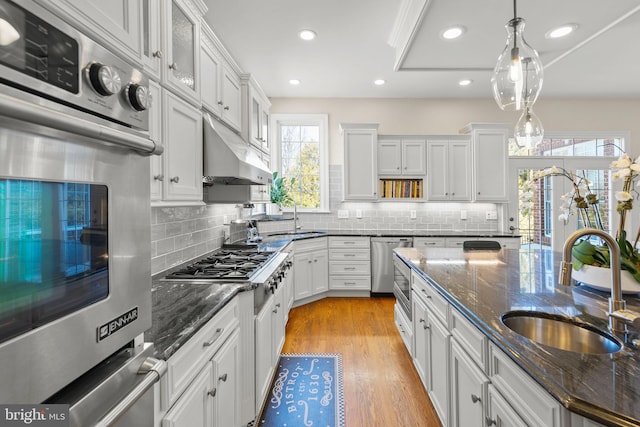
[410,210,417,219]
[338,210,349,219]
[356,209,363,218]
[486,211,498,220]
[460,210,467,220]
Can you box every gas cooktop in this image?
[163,248,275,281]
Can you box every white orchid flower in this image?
[615,191,633,202]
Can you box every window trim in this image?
[270,113,329,212]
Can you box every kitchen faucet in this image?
[293,201,301,233]
[559,228,640,336]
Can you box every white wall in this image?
[270,97,640,163]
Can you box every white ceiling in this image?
[202,0,640,99]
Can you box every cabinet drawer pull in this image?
[208,388,217,397]
[152,50,162,58]
[344,267,356,270]
[168,62,178,70]
[343,254,356,257]
[203,327,224,347]
[218,373,228,382]
[170,176,180,183]
[471,394,481,403]
[344,282,356,285]
[153,174,164,181]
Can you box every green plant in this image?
[270,172,295,207]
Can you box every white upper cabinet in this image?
[378,137,426,176]
[162,89,203,202]
[462,123,510,202]
[342,123,379,200]
[200,24,243,131]
[242,75,271,153]
[46,0,141,64]
[141,0,162,79]
[161,0,205,105]
[426,139,471,201]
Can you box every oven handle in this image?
[0,91,163,156]
[94,357,167,427]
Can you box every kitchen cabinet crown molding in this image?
[201,21,243,77]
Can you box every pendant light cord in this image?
[513,0,517,20]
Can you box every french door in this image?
[507,157,618,252]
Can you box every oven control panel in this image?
[0,0,149,131]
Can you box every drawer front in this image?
[166,298,239,405]
[295,237,327,252]
[328,236,370,249]
[450,309,488,373]
[489,344,562,427]
[412,271,449,326]
[394,303,413,356]
[329,261,370,275]
[329,248,370,261]
[413,237,446,248]
[329,277,371,290]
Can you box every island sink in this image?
[501,311,622,354]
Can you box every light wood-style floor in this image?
[281,297,442,427]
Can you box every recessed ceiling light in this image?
[374,79,386,86]
[441,26,466,40]
[299,29,316,41]
[289,79,301,86]
[546,24,577,39]
[458,79,472,86]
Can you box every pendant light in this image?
[491,0,543,111]
[514,107,544,149]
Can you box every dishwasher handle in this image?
[94,357,167,427]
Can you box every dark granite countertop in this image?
[144,269,256,360]
[394,247,640,427]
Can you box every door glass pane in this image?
[172,2,195,89]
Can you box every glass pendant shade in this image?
[514,107,544,149]
[491,17,543,111]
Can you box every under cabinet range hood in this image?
[202,112,272,185]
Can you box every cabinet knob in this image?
[273,308,278,314]
[218,373,228,382]
[208,388,217,397]
[224,106,230,110]
[153,174,164,181]
[169,62,178,70]
[170,176,180,183]
[485,417,496,426]
[217,101,224,105]
[477,191,481,195]
[152,50,163,58]
[471,394,481,403]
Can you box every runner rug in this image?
[258,353,344,427]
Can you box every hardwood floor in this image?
[281,297,442,427]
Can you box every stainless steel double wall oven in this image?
[0,0,161,405]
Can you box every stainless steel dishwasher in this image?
[371,237,413,294]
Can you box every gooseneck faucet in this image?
[293,201,300,233]
[559,228,640,335]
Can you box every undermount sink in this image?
[501,311,622,354]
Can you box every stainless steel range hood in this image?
[202,112,271,185]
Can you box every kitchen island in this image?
[394,246,640,426]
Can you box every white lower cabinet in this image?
[160,299,241,427]
[162,329,240,427]
[450,339,488,427]
[161,366,213,427]
[328,237,371,291]
[255,280,288,415]
[407,267,588,427]
[293,238,328,301]
[412,274,450,426]
[486,384,528,427]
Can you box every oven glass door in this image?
[0,178,109,344]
